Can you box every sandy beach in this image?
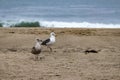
[0,28,120,80]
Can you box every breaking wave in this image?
[1,20,120,28]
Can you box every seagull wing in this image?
[41,38,50,45]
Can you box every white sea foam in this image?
[41,21,120,28]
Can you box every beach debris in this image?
[84,48,101,54]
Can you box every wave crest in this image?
[42,21,120,28]
[1,20,120,28]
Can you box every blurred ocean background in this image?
[0,0,120,28]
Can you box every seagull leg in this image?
[36,55,39,60]
[49,47,52,52]
[35,54,39,61]
[47,45,52,52]
[35,55,37,61]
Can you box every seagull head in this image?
[36,38,43,44]
[50,32,56,36]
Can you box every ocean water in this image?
[0,0,120,28]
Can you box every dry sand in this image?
[0,28,120,80]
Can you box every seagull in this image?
[41,32,56,52]
[31,38,42,60]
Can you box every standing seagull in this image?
[31,39,42,60]
[41,32,56,52]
